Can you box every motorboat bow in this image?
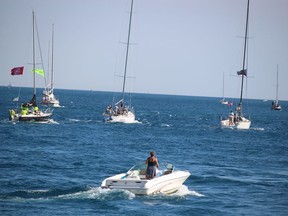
[101,163,190,195]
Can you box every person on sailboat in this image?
[115,105,119,114]
[146,151,159,180]
[34,105,40,115]
[229,111,235,126]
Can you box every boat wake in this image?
[169,185,204,197]
[53,104,63,108]
[109,119,141,124]
[0,187,135,201]
[0,185,202,202]
[48,119,59,124]
[56,187,135,200]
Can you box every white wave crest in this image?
[251,127,265,131]
[170,185,205,197]
[48,119,59,124]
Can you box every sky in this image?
[0,0,287,101]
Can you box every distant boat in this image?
[220,72,229,105]
[220,0,251,130]
[8,83,14,88]
[12,86,21,102]
[12,96,19,102]
[9,11,52,122]
[271,65,281,110]
[103,0,135,123]
[41,24,60,107]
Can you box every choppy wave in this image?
[69,118,81,122]
[161,123,171,127]
[251,127,265,131]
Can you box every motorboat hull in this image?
[101,170,190,195]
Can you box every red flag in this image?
[11,66,24,75]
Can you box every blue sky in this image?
[0,0,287,100]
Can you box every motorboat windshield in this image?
[127,163,174,175]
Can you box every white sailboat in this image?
[220,0,251,130]
[41,24,60,107]
[220,72,229,105]
[271,65,281,110]
[9,11,52,122]
[103,0,135,123]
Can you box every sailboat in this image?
[271,65,281,110]
[12,87,21,102]
[103,0,136,123]
[9,11,53,122]
[220,72,229,105]
[220,0,251,130]
[41,24,60,107]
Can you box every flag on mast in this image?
[32,69,44,77]
[11,66,24,75]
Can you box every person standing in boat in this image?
[146,151,159,179]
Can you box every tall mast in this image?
[51,24,54,92]
[121,0,134,102]
[33,11,36,96]
[276,64,279,103]
[222,72,225,99]
[239,0,249,113]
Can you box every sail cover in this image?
[237,69,247,76]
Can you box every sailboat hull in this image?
[41,92,60,107]
[10,110,52,122]
[42,99,60,107]
[272,105,281,110]
[109,111,135,123]
[221,117,251,130]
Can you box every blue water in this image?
[1,86,288,215]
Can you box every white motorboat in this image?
[101,163,190,195]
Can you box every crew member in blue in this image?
[145,151,159,179]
